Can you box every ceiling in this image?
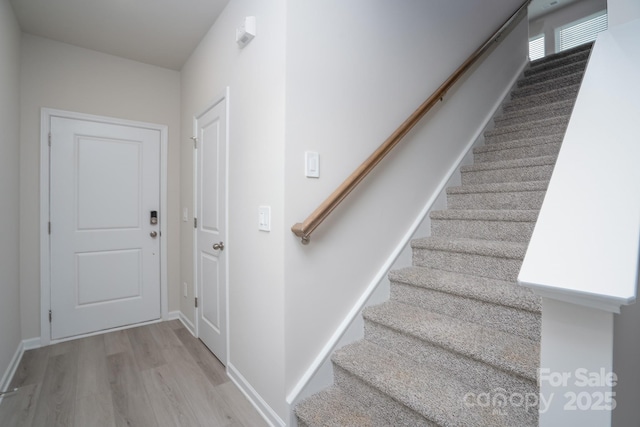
[9,0,230,70]
[529,0,583,21]
[10,0,583,70]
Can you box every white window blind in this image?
[558,11,608,52]
[529,35,545,60]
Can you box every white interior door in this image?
[195,97,228,365]
[49,116,161,340]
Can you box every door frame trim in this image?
[192,88,230,364]
[40,108,169,346]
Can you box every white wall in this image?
[19,35,181,340]
[613,300,640,426]
[180,0,286,422]
[0,0,23,386]
[608,0,640,26]
[528,0,606,55]
[283,0,527,400]
[608,10,640,426]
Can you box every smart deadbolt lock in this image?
[150,210,158,225]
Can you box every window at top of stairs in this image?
[557,10,608,52]
[529,35,545,61]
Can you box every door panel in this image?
[77,136,141,229]
[50,116,161,340]
[195,98,227,365]
[76,249,142,305]
[200,253,221,333]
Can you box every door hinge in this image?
[48,132,51,147]
[194,218,197,228]
[195,297,198,308]
[191,136,197,149]
[49,310,52,323]
[48,222,51,235]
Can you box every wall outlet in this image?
[183,282,188,298]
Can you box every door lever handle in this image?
[212,242,224,251]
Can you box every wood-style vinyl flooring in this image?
[0,320,269,427]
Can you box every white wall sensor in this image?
[236,16,256,48]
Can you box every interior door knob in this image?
[150,231,158,238]
[212,241,224,251]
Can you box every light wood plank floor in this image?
[0,320,269,427]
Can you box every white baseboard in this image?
[166,310,180,321]
[178,312,195,335]
[228,363,285,427]
[0,341,23,401]
[22,337,42,351]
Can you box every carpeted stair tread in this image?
[296,386,380,427]
[430,208,538,242]
[473,141,561,163]
[461,155,556,173]
[477,133,563,150]
[510,70,585,99]
[430,208,538,222]
[389,265,541,314]
[484,119,568,144]
[517,59,588,88]
[461,155,556,185]
[494,98,575,127]
[477,143,561,163]
[411,236,526,259]
[389,266,541,339]
[332,341,537,426]
[446,181,548,211]
[528,42,593,73]
[411,237,526,281]
[363,301,539,381]
[447,180,548,194]
[503,84,580,113]
[485,115,569,138]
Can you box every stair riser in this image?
[474,143,561,163]
[511,72,584,99]
[518,61,587,88]
[503,86,579,113]
[462,164,554,185]
[412,248,523,281]
[333,365,435,427]
[447,190,546,210]
[494,103,574,127]
[390,282,540,340]
[365,321,539,395]
[526,49,591,76]
[485,121,568,144]
[431,218,535,242]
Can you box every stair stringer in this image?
[285,58,528,427]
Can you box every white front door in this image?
[195,96,228,365]
[49,115,161,340]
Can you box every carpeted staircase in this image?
[296,42,593,427]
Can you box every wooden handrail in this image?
[291,0,531,244]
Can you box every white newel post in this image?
[538,299,615,427]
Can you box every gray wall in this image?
[0,0,22,388]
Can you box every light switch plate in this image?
[305,151,320,178]
[258,206,271,232]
